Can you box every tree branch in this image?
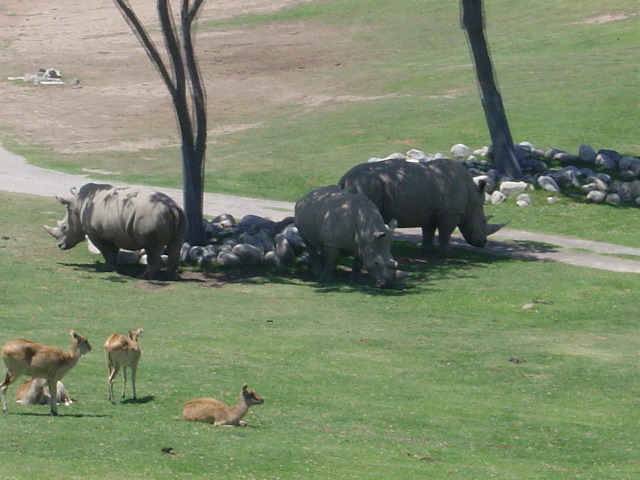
[112,0,177,97]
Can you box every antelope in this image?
[104,328,143,404]
[1,329,92,416]
[15,378,74,406]
[182,383,264,426]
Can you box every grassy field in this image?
[1,192,638,480]
[1,1,639,479]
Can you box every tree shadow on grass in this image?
[10,411,109,418]
[58,233,551,295]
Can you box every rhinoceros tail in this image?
[166,204,187,276]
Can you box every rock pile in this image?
[180,214,308,268]
[370,142,640,206]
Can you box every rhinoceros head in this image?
[44,189,85,250]
[458,180,507,248]
[363,219,409,288]
[459,213,507,248]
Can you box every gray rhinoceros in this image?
[338,159,506,254]
[45,183,186,279]
[294,185,407,287]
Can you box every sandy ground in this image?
[0,0,354,153]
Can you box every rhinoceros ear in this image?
[387,219,398,232]
[374,231,387,239]
[56,195,72,207]
[70,187,78,196]
[477,179,488,194]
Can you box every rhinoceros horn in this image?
[44,224,62,239]
[485,221,508,236]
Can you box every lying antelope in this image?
[182,383,264,426]
[104,328,143,403]
[15,378,74,406]
[1,329,92,416]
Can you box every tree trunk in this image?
[113,0,208,245]
[461,0,522,180]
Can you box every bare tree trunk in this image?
[460,0,522,180]
[113,0,208,245]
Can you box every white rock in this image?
[406,149,427,161]
[450,143,473,158]
[490,191,506,205]
[516,194,532,206]
[605,193,621,205]
[586,190,606,203]
[537,175,560,193]
[546,196,561,204]
[499,181,528,196]
[383,152,406,161]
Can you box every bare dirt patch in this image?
[571,12,635,25]
[0,0,365,154]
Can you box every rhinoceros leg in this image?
[90,238,119,272]
[140,246,162,280]
[420,226,437,254]
[436,215,462,255]
[320,246,341,282]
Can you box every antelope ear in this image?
[68,328,77,338]
[242,383,249,390]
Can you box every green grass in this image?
[0,2,639,477]
[1,192,639,480]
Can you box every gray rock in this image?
[617,180,640,202]
[264,250,282,266]
[605,193,621,205]
[217,250,243,266]
[545,147,565,159]
[516,194,532,207]
[537,175,560,193]
[620,170,637,182]
[232,243,263,265]
[554,152,580,164]
[551,168,580,189]
[274,233,296,262]
[597,149,621,163]
[619,156,640,171]
[578,144,597,163]
[595,153,617,169]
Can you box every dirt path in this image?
[2,143,639,274]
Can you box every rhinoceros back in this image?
[338,159,474,228]
[77,184,185,252]
[294,185,385,254]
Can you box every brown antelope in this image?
[1,329,92,416]
[182,383,264,426]
[104,328,143,404]
[15,378,73,406]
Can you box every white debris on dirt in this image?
[8,67,65,85]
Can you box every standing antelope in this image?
[1,329,92,416]
[104,328,143,404]
[182,383,264,426]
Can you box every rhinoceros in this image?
[45,183,186,279]
[294,185,407,287]
[338,159,506,254]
